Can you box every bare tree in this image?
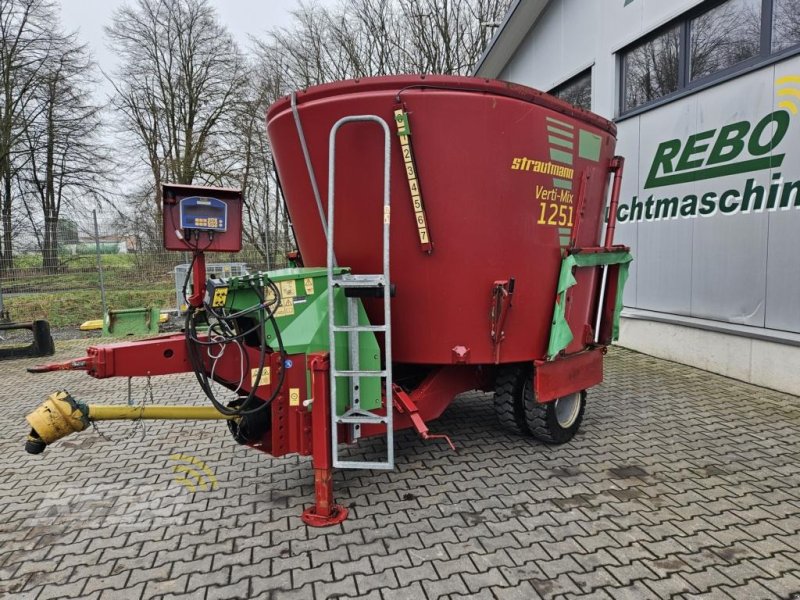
[19,33,109,272]
[106,0,248,231]
[229,72,278,262]
[212,55,297,265]
[0,0,59,273]
[398,0,509,74]
[261,0,509,86]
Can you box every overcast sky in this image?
[58,0,333,101]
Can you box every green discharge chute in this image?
[547,250,634,360]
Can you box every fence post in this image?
[93,209,107,317]
[0,285,7,322]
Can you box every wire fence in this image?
[0,214,291,327]
[0,246,282,294]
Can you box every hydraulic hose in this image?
[184,275,288,418]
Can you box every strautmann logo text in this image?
[616,78,800,223]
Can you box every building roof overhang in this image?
[472,0,550,78]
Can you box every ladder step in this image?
[333,459,394,470]
[332,274,385,288]
[332,325,387,332]
[333,369,388,377]
[336,413,388,425]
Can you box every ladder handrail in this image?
[327,114,393,470]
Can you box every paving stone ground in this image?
[2,341,800,600]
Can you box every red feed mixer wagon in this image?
[24,75,631,526]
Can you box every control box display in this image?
[180,196,228,232]
[162,184,243,252]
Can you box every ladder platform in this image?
[331,274,386,288]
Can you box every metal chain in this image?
[91,375,151,442]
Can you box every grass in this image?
[2,249,270,327]
[2,270,175,294]
[3,251,261,294]
[14,252,141,269]
[3,252,179,294]
[5,287,176,328]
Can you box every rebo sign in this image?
[615,75,800,224]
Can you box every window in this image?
[690,0,761,80]
[550,69,592,110]
[619,0,800,115]
[772,0,800,52]
[622,25,680,111]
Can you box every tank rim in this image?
[266,74,616,137]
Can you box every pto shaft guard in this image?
[25,391,89,454]
[24,391,236,454]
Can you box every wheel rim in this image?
[554,393,581,429]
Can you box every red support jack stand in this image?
[301,354,348,527]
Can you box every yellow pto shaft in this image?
[25,391,234,454]
[88,405,234,421]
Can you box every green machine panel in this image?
[225,267,383,415]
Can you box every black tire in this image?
[493,364,530,435]
[522,383,586,444]
[493,363,586,444]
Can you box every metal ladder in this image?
[327,115,394,471]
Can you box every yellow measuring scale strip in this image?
[394,108,432,252]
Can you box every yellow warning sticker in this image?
[211,286,228,308]
[275,297,295,317]
[304,277,314,295]
[250,366,271,387]
[280,280,297,299]
[289,387,301,407]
